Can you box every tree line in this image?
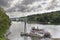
[26,11,60,25]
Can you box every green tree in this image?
[26,11,60,25]
[0,7,11,40]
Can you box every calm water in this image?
[8,21,60,40]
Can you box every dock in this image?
[21,32,42,38]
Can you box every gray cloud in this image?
[1,0,59,13]
[6,0,41,12]
[22,0,47,5]
[22,0,36,5]
[7,5,29,12]
[0,0,45,12]
[6,7,16,12]
[0,0,12,7]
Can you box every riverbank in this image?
[53,38,60,40]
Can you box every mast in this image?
[24,17,27,40]
[24,18,27,33]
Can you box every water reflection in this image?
[8,21,60,40]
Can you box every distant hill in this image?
[25,11,60,25]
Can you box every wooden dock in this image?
[20,32,42,38]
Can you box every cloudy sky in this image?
[0,0,60,17]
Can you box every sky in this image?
[0,0,60,17]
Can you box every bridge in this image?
[10,17,26,21]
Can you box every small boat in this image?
[21,27,51,40]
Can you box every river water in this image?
[8,21,60,40]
